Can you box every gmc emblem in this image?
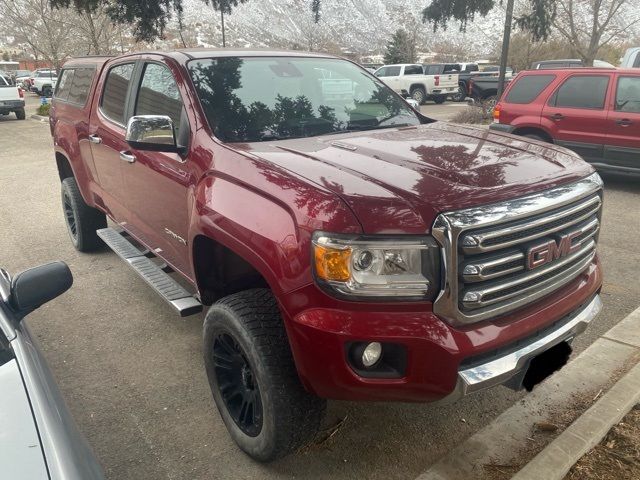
[526,231,582,270]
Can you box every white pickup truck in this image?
[31,70,57,97]
[0,73,25,120]
[374,63,459,104]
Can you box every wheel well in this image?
[56,153,74,181]
[409,84,426,92]
[512,127,554,143]
[193,235,269,305]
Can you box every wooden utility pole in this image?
[221,10,226,47]
[497,0,515,99]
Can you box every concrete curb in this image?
[30,114,48,123]
[416,304,640,480]
[513,308,640,480]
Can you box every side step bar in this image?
[97,228,203,317]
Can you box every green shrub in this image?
[36,103,51,116]
[451,105,492,125]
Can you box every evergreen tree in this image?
[383,30,417,64]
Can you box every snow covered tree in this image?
[383,29,417,64]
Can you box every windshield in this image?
[36,71,56,78]
[188,57,420,142]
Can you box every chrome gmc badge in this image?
[526,231,582,270]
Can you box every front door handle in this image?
[616,118,633,127]
[119,151,136,163]
[550,113,565,121]
[88,134,102,144]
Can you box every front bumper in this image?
[283,258,602,402]
[440,294,602,404]
[489,123,516,134]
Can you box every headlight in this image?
[312,232,441,301]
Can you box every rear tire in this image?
[203,289,326,462]
[410,86,426,105]
[433,95,447,104]
[42,86,53,97]
[61,177,107,252]
[15,108,25,120]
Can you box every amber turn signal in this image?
[314,244,351,282]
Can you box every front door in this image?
[541,74,611,163]
[89,62,137,223]
[121,60,194,278]
[605,74,640,171]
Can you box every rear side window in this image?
[550,75,609,109]
[404,65,423,75]
[505,74,555,104]
[0,75,8,87]
[615,76,640,113]
[67,68,95,105]
[101,63,135,124]
[376,66,401,77]
[55,69,74,101]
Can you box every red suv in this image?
[490,68,640,174]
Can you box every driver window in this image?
[135,63,184,135]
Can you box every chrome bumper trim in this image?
[439,294,602,403]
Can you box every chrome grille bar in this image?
[432,173,603,326]
[461,241,595,308]
[461,195,601,254]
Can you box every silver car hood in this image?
[0,359,48,480]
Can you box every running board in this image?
[97,228,203,317]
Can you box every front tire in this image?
[15,108,25,120]
[203,289,326,462]
[523,133,548,142]
[61,177,107,252]
[42,85,53,97]
[433,95,447,104]
[451,86,466,102]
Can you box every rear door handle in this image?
[616,118,633,127]
[88,134,102,144]
[550,113,565,121]
[119,151,136,163]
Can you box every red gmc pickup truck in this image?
[50,50,603,461]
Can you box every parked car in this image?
[490,68,640,174]
[374,63,458,104]
[51,50,603,462]
[467,75,513,106]
[0,72,26,120]
[0,262,105,480]
[531,59,616,69]
[31,69,58,96]
[621,47,640,68]
[14,70,33,89]
[451,63,515,102]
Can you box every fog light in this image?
[362,342,382,367]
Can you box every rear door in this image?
[605,74,640,171]
[89,61,137,222]
[121,58,193,277]
[541,73,611,163]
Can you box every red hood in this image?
[233,122,594,234]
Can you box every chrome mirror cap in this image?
[125,115,178,152]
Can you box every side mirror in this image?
[125,115,179,153]
[10,262,73,317]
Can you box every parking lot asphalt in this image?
[0,94,639,480]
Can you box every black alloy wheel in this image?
[63,189,78,242]
[213,333,263,437]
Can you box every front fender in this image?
[190,171,361,296]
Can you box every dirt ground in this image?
[566,405,640,480]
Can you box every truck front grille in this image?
[432,173,603,325]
